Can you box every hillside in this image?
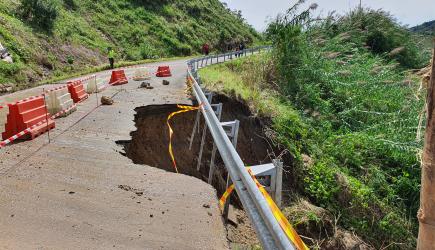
[0,0,259,89]
[411,20,435,35]
[200,6,430,249]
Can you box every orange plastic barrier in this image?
[109,70,128,85]
[67,80,88,103]
[156,66,172,77]
[2,96,55,140]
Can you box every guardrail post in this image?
[209,120,240,184]
[189,92,213,149]
[247,160,283,208]
[196,103,223,171]
[219,120,240,222]
[273,159,283,208]
[197,103,223,171]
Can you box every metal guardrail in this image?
[186,46,297,250]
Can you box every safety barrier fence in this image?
[0,61,180,149]
[186,46,308,250]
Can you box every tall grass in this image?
[200,4,427,248]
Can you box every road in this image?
[0,59,229,249]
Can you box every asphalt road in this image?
[0,59,229,250]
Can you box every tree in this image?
[418,38,435,249]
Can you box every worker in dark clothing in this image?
[202,43,210,56]
[108,47,116,69]
[227,44,233,59]
[239,43,245,57]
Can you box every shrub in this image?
[63,0,76,10]
[139,43,158,59]
[318,9,428,69]
[19,0,59,30]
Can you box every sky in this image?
[222,0,435,31]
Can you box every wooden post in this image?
[418,38,435,249]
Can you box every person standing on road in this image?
[239,42,245,57]
[227,43,232,59]
[108,47,116,69]
[202,43,210,56]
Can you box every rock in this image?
[140,82,150,88]
[302,154,313,168]
[162,80,170,85]
[0,83,13,93]
[101,96,114,105]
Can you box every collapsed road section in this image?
[0,60,229,249]
[117,94,286,247]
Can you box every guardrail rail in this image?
[186,46,303,250]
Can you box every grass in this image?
[199,49,423,248]
[0,0,260,89]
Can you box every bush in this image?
[318,9,428,69]
[20,0,59,30]
[265,3,424,248]
[63,0,76,10]
[139,43,158,59]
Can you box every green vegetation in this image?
[0,0,259,88]
[411,20,435,36]
[200,4,428,249]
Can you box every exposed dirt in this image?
[120,95,279,191]
[119,94,282,247]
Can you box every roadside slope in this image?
[0,0,259,89]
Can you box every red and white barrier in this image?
[0,103,77,148]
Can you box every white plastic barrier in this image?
[132,67,151,81]
[85,75,104,93]
[46,87,77,117]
